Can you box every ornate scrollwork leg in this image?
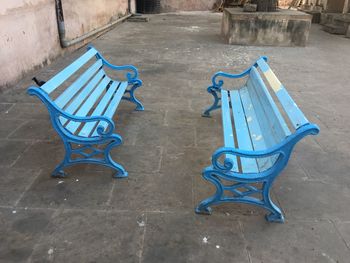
[105,140,128,178]
[51,138,128,179]
[123,79,144,111]
[196,167,285,223]
[262,181,284,223]
[202,86,221,117]
[195,168,223,214]
[51,141,72,178]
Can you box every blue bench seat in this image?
[195,57,320,223]
[28,46,144,178]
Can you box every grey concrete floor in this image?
[1,12,350,263]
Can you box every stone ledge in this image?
[221,8,312,46]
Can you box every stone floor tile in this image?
[14,141,64,171]
[241,217,350,263]
[275,177,350,221]
[9,119,57,141]
[0,140,31,167]
[0,103,14,114]
[109,172,193,212]
[29,210,144,263]
[142,212,249,263]
[18,169,115,209]
[111,145,163,174]
[0,167,40,206]
[0,208,53,263]
[0,119,26,138]
[0,103,48,120]
[334,221,350,249]
[160,146,212,176]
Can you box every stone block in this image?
[243,4,257,12]
[221,8,312,46]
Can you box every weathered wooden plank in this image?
[221,89,239,172]
[79,81,119,137]
[256,58,309,129]
[55,59,103,108]
[92,81,128,136]
[41,48,98,94]
[230,90,259,173]
[65,77,111,134]
[239,86,274,172]
[59,70,105,126]
[249,67,291,142]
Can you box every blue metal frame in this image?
[197,57,320,223]
[195,124,319,223]
[202,57,267,117]
[28,46,144,178]
[88,45,144,111]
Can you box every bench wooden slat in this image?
[92,81,128,136]
[55,59,103,108]
[239,86,274,172]
[256,58,309,129]
[41,48,98,94]
[221,90,239,172]
[65,76,111,134]
[229,90,259,173]
[60,70,106,126]
[78,81,119,137]
[249,67,291,141]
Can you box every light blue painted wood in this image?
[93,81,128,135]
[65,77,111,134]
[55,59,103,108]
[229,90,259,173]
[239,86,273,172]
[79,81,119,137]
[246,79,277,148]
[41,48,98,94]
[249,67,291,140]
[221,90,239,172]
[275,89,309,129]
[256,59,309,129]
[60,70,105,125]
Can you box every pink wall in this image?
[0,0,133,89]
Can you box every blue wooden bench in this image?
[27,46,144,178]
[195,57,320,223]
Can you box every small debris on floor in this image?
[57,181,64,184]
[216,245,220,249]
[202,237,209,244]
[137,220,145,227]
[12,210,16,214]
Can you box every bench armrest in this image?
[212,123,319,173]
[28,87,117,141]
[212,145,286,173]
[211,56,268,88]
[88,45,140,83]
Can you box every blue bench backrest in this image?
[40,48,100,96]
[244,58,309,149]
